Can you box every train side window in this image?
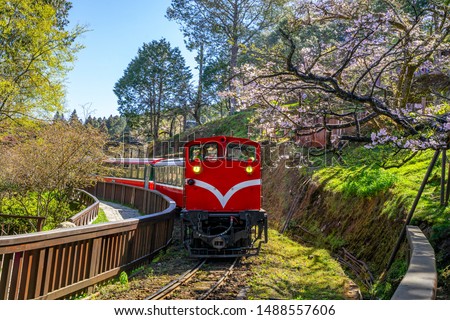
[167,167,171,185]
[154,167,160,183]
[164,167,168,184]
[177,167,183,186]
[157,167,165,184]
[170,166,174,185]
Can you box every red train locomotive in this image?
[103,136,268,257]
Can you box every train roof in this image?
[103,158,163,165]
[153,158,185,167]
[184,136,259,147]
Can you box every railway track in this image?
[146,258,239,300]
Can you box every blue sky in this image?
[65,0,196,119]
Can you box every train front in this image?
[182,136,268,257]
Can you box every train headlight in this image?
[193,165,202,174]
[245,166,253,174]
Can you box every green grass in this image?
[247,229,354,300]
[91,208,108,224]
[315,148,449,230]
[317,165,396,198]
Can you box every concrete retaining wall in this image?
[391,226,437,300]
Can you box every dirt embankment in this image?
[262,162,406,276]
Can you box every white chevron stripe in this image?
[190,179,261,208]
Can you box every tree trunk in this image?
[182,112,187,132]
[194,44,204,125]
[169,117,175,138]
[229,0,240,115]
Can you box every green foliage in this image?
[0,0,84,121]
[83,114,128,142]
[342,167,396,198]
[325,233,347,251]
[316,148,450,227]
[119,271,128,285]
[205,111,251,137]
[167,0,284,114]
[177,110,253,140]
[369,259,408,299]
[0,191,85,230]
[114,38,192,140]
[440,265,450,294]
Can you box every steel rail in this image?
[146,257,239,300]
[198,257,239,300]
[145,259,207,300]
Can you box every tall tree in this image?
[68,109,82,126]
[114,39,192,140]
[167,0,283,115]
[0,0,83,122]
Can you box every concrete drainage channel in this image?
[391,226,437,300]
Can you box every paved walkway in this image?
[99,201,141,222]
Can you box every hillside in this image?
[262,146,450,298]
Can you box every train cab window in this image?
[190,145,202,160]
[227,143,256,161]
[189,143,219,161]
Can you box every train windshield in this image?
[189,143,219,161]
[226,143,256,161]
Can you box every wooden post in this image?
[36,217,45,232]
[87,238,102,294]
[446,161,450,205]
[421,97,426,114]
[441,149,446,206]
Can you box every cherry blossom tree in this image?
[229,0,450,150]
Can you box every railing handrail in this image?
[0,182,176,300]
[0,214,46,221]
[0,204,175,251]
[68,188,100,226]
[391,225,437,300]
[0,214,46,233]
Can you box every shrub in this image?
[119,271,128,285]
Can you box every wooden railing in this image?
[0,214,46,235]
[0,182,176,300]
[0,189,100,234]
[69,189,100,226]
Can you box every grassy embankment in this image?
[314,148,450,297]
[264,146,450,298]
